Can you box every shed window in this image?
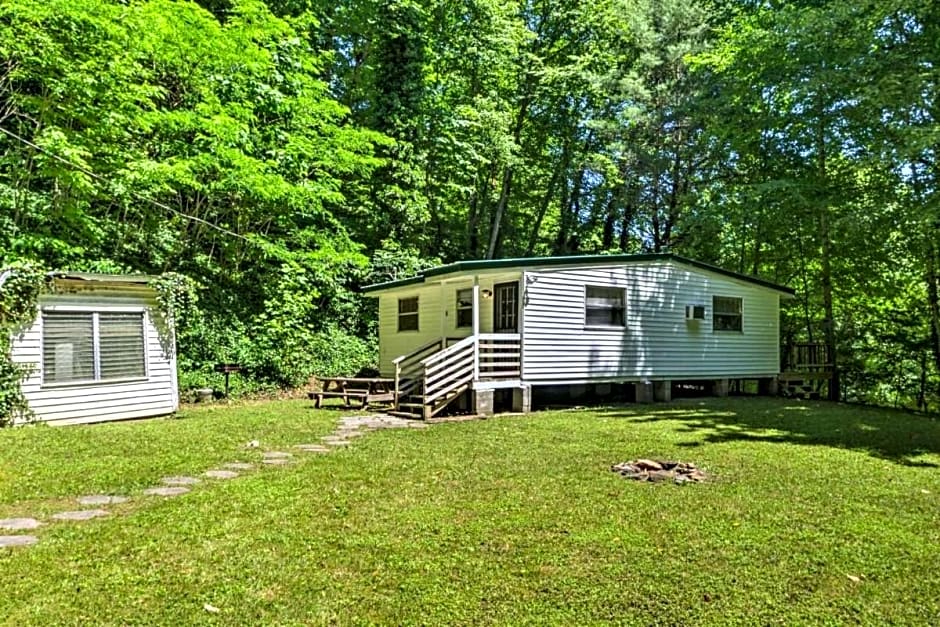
[585,286,626,327]
[398,297,419,332]
[99,313,147,379]
[456,289,473,328]
[712,296,743,331]
[42,311,146,385]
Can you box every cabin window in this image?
[42,311,146,384]
[455,288,473,328]
[712,296,743,331]
[398,297,419,331]
[98,313,147,379]
[585,286,626,327]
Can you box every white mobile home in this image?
[363,254,793,417]
[8,273,178,425]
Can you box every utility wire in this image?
[0,124,253,243]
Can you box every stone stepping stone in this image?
[0,518,42,531]
[261,458,292,465]
[335,430,365,438]
[204,470,239,479]
[223,462,254,470]
[262,451,292,459]
[0,535,38,548]
[77,495,129,506]
[323,439,351,447]
[52,509,109,522]
[143,486,190,497]
[295,444,330,453]
[161,476,201,486]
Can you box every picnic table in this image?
[308,377,396,409]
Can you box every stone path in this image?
[0,535,38,548]
[143,486,190,497]
[77,495,128,506]
[0,517,42,531]
[51,509,109,522]
[161,476,201,486]
[0,413,427,550]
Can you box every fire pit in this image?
[611,459,708,484]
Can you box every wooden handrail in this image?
[394,332,523,416]
[420,335,476,366]
[392,338,443,365]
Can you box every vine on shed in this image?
[0,264,47,426]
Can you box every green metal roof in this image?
[362,253,795,295]
[48,272,158,284]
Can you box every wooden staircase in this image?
[779,342,832,400]
[390,334,521,419]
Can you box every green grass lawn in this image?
[1,397,939,625]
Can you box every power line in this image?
[0,124,253,243]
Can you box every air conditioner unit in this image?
[685,304,706,320]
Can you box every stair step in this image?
[398,402,426,409]
[387,410,423,419]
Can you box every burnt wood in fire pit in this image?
[611,459,708,484]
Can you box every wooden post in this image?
[394,362,401,410]
[472,281,480,382]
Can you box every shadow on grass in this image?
[599,399,940,467]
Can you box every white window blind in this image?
[42,313,96,383]
[42,310,146,384]
[99,313,146,379]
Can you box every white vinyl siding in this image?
[521,260,780,382]
[375,273,521,376]
[10,287,177,425]
[372,261,782,382]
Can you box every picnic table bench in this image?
[308,377,396,409]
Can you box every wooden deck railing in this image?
[422,335,476,403]
[477,333,521,379]
[392,333,522,416]
[781,342,832,373]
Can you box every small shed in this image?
[8,272,178,425]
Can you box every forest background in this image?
[1,0,938,411]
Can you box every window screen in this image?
[42,312,96,383]
[456,289,473,328]
[585,286,625,327]
[42,310,147,384]
[99,313,146,379]
[712,296,743,331]
[398,297,419,332]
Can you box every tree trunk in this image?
[926,236,940,387]
[486,167,513,259]
[525,157,564,256]
[601,193,617,250]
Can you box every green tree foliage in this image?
[0,0,936,409]
[0,0,382,388]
